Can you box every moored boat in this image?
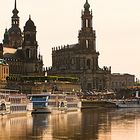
[115,91,140,108]
[28,92,81,114]
[0,89,33,117]
[115,99,140,108]
[28,93,51,113]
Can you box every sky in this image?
[0,0,140,79]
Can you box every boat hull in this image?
[116,99,140,108]
[32,108,51,114]
[117,104,140,108]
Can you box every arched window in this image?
[26,34,30,41]
[0,103,6,111]
[87,59,91,69]
[86,19,89,27]
[87,83,92,90]
[86,40,89,48]
[26,49,31,58]
[60,102,64,107]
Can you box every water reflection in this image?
[31,114,52,139]
[0,109,140,140]
[0,116,33,140]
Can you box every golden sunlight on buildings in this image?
[0,59,9,88]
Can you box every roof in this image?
[8,26,21,35]
[24,16,36,31]
[111,73,135,77]
[3,47,17,54]
[69,44,77,48]
[3,47,24,60]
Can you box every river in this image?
[0,108,140,140]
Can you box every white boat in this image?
[115,91,140,108]
[28,93,51,113]
[48,92,81,113]
[115,99,140,108]
[0,89,33,116]
[28,92,81,114]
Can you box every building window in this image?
[26,34,30,41]
[6,68,8,74]
[86,40,89,48]
[26,49,31,58]
[86,19,89,27]
[71,58,74,65]
[4,68,5,74]
[112,82,114,87]
[87,59,91,69]
[87,83,92,90]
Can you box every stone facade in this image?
[110,73,135,91]
[48,0,111,91]
[0,59,9,88]
[1,0,44,77]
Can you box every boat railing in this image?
[0,89,19,94]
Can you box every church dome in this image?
[25,17,35,27]
[84,0,90,10]
[8,26,22,35]
[24,16,36,31]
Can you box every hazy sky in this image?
[0,0,140,79]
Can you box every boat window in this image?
[60,102,65,107]
[0,103,6,111]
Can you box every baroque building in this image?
[1,0,44,76]
[110,73,135,91]
[48,0,111,91]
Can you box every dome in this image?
[8,26,22,35]
[84,0,90,10]
[25,17,35,27]
[24,16,36,31]
[12,8,19,16]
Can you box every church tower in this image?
[78,0,99,71]
[3,0,22,48]
[2,0,44,77]
[22,16,38,61]
[78,0,96,50]
[11,0,19,27]
[22,16,43,76]
[48,0,111,91]
[3,29,9,45]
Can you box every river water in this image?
[0,108,140,140]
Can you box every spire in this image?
[11,0,19,27]
[3,28,9,44]
[78,0,95,50]
[12,0,19,16]
[29,14,31,20]
[84,0,90,11]
[5,28,8,33]
[15,0,17,9]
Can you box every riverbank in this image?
[81,100,117,109]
